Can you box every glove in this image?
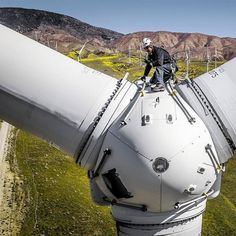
[140,76,146,82]
[144,59,153,67]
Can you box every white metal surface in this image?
[176,58,236,163]
[90,83,220,235]
[0,24,137,162]
[116,211,203,236]
[95,85,219,212]
[194,58,236,149]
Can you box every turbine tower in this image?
[1,25,236,236]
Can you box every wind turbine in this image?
[1,24,236,236]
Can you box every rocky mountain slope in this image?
[0,7,236,60]
[110,31,236,60]
[0,7,123,53]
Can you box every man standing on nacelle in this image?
[141,38,177,92]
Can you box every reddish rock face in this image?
[110,31,236,60]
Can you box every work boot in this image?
[151,83,165,92]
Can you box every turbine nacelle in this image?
[88,83,221,235]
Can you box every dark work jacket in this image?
[144,46,172,76]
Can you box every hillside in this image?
[0,7,123,53]
[0,7,236,60]
[0,8,236,60]
[110,31,236,60]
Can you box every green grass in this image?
[81,54,145,81]
[203,155,236,236]
[9,130,115,236]
[176,60,224,79]
[8,53,234,236]
[81,53,224,81]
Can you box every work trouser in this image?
[150,64,172,85]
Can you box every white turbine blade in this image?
[194,58,236,146]
[176,58,236,162]
[0,24,119,157]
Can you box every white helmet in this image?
[142,38,152,48]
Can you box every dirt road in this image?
[0,121,10,205]
[0,123,26,235]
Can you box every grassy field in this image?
[81,53,144,81]
[9,130,115,236]
[80,52,223,81]
[7,53,236,236]
[202,152,236,236]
